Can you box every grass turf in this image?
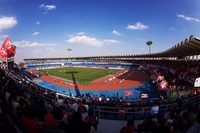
[37,67,119,85]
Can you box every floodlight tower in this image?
[146,41,153,54]
[67,48,72,57]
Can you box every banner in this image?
[2,37,16,57]
[0,47,9,58]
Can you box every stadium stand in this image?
[1,60,200,133]
[0,35,200,133]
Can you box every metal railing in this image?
[94,94,200,120]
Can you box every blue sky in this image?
[0,0,200,61]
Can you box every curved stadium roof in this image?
[24,35,200,61]
[135,35,200,58]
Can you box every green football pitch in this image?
[37,67,119,85]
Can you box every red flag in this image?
[2,37,16,57]
[124,91,133,97]
[0,47,9,58]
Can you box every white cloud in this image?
[14,40,43,47]
[15,46,64,61]
[77,32,86,36]
[13,40,56,48]
[32,32,40,35]
[68,34,102,47]
[40,4,56,11]
[36,21,40,25]
[127,21,149,30]
[112,30,120,36]
[0,16,17,31]
[14,41,64,61]
[176,14,200,22]
[67,32,120,47]
[103,39,120,44]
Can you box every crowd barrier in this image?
[94,94,200,120]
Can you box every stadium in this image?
[1,1,200,133]
[1,35,200,133]
[21,35,200,102]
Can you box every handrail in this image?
[94,94,200,110]
[94,94,200,120]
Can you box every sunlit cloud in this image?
[0,16,17,31]
[67,32,120,47]
[112,30,121,36]
[127,21,149,30]
[177,14,200,22]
